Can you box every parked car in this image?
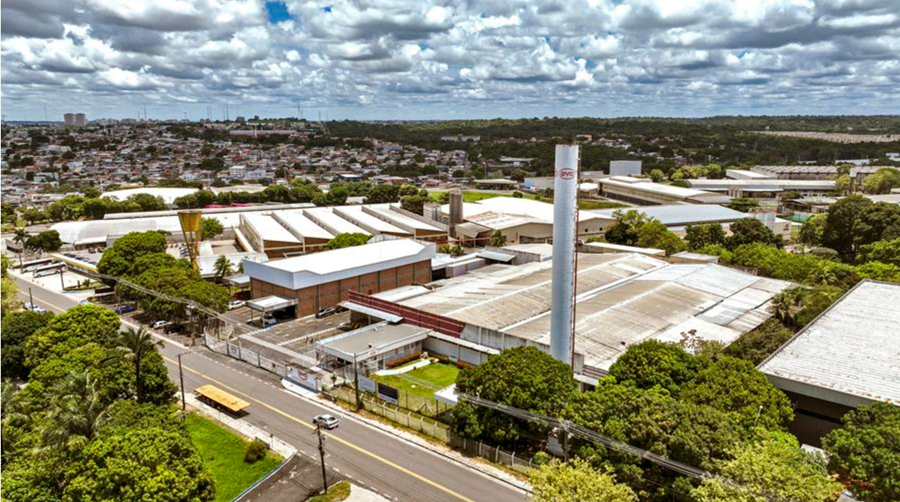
[228,300,246,310]
[316,306,338,319]
[115,304,136,315]
[260,313,277,327]
[164,323,186,334]
[313,414,339,430]
[152,320,172,330]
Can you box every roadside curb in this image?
[282,383,532,494]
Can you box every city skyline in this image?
[2,0,900,121]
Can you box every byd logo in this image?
[558,168,576,180]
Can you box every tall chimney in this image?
[449,189,463,237]
[550,144,579,365]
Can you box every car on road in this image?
[313,414,339,430]
[24,302,48,313]
[228,300,246,310]
[115,304,136,314]
[152,320,173,330]
[260,313,277,327]
[164,323,186,334]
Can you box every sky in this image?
[1,0,899,121]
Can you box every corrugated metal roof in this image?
[591,204,749,226]
[760,281,900,406]
[242,213,300,243]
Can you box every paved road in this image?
[13,277,527,502]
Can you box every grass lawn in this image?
[308,480,351,502]
[428,190,508,203]
[373,362,460,401]
[577,199,629,210]
[185,414,282,502]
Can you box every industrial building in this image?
[610,160,642,176]
[598,176,729,205]
[759,280,900,445]
[342,252,789,382]
[686,178,836,198]
[590,204,793,241]
[440,196,613,245]
[243,239,435,318]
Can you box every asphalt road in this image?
[13,276,527,502]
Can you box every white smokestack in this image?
[550,144,579,365]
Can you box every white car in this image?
[313,414,339,430]
[152,320,173,330]
[24,302,48,313]
[228,300,246,310]
[260,313,277,327]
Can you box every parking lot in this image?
[238,310,350,351]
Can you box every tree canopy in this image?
[531,459,638,502]
[325,232,371,250]
[97,231,168,278]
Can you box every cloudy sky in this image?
[2,0,899,121]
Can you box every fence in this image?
[204,333,290,380]
[449,434,536,475]
[326,385,450,443]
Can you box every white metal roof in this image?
[243,239,435,290]
[591,204,749,226]
[368,204,443,231]
[599,177,713,198]
[304,207,370,235]
[241,213,300,243]
[759,280,900,407]
[275,210,334,240]
[334,206,410,235]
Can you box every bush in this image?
[244,438,268,463]
[531,451,551,466]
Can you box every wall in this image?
[250,259,433,317]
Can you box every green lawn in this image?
[185,414,282,502]
[577,199,629,210]
[308,480,351,502]
[373,362,460,401]
[428,190,508,203]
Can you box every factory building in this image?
[599,176,728,205]
[243,239,435,318]
[686,178,836,198]
[610,160,642,176]
[342,252,789,383]
[759,280,900,445]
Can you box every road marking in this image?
[163,355,476,502]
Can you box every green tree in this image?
[489,230,507,247]
[799,214,826,249]
[861,168,900,194]
[685,223,727,250]
[635,220,685,255]
[679,356,794,431]
[325,232,371,250]
[127,252,183,277]
[364,184,401,203]
[603,210,650,246]
[727,218,781,250]
[822,195,871,262]
[2,277,21,318]
[1,310,54,380]
[23,305,121,371]
[822,402,900,502]
[25,230,63,253]
[114,327,164,403]
[38,370,110,452]
[692,432,843,502]
[200,217,224,240]
[649,169,665,183]
[125,193,167,212]
[97,231,167,278]
[454,347,577,447]
[64,426,216,502]
[860,237,900,266]
[530,458,638,502]
[21,207,48,225]
[400,194,430,215]
[726,198,759,213]
[608,340,705,394]
[177,280,230,313]
[725,319,794,365]
[213,255,233,280]
[770,288,803,327]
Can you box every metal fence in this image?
[326,385,450,443]
[204,333,290,379]
[449,434,536,474]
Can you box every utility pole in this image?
[59,267,65,290]
[354,353,361,411]
[316,425,329,492]
[29,287,34,308]
[177,352,188,411]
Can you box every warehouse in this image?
[598,176,728,205]
[686,178,836,198]
[590,204,793,241]
[441,196,613,245]
[243,239,435,318]
[239,213,306,258]
[759,280,900,445]
[346,252,789,381]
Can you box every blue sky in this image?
[2,0,899,121]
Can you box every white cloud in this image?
[1,0,899,118]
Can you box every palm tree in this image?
[116,327,164,403]
[488,230,507,247]
[213,255,233,281]
[13,229,27,268]
[38,370,109,452]
[771,288,802,327]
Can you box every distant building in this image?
[760,280,900,445]
[64,113,75,125]
[75,113,86,126]
[610,160,642,176]
[599,176,728,205]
